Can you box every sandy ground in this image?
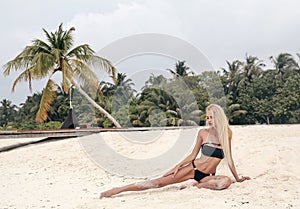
[0,125,299,209]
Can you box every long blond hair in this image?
[206,104,231,166]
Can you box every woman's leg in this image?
[100,163,195,198]
[194,175,232,190]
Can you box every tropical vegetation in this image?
[3,23,120,127]
[2,24,300,130]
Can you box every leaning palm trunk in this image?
[3,23,122,128]
[71,80,121,128]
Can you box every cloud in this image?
[66,1,185,49]
[66,0,300,70]
[2,0,300,105]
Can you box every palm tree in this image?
[221,60,243,103]
[296,53,300,71]
[270,53,298,82]
[110,73,136,123]
[129,87,178,126]
[241,54,265,83]
[227,103,247,124]
[113,73,133,87]
[3,23,121,127]
[99,73,136,110]
[17,93,42,129]
[167,60,194,78]
[0,99,18,127]
[144,73,167,87]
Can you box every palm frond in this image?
[89,56,117,84]
[66,44,95,60]
[62,26,75,51]
[32,52,55,78]
[42,29,52,46]
[11,66,35,92]
[166,110,178,116]
[36,79,57,123]
[141,100,156,107]
[31,39,52,53]
[147,106,159,113]
[70,59,99,89]
[183,120,198,126]
[61,59,73,93]
[190,109,202,116]
[50,48,61,63]
[96,87,104,103]
[3,46,37,75]
[3,42,53,76]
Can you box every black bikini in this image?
[201,142,224,159]
[192,160,214,182]
[192,142,224,182]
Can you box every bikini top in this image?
[201,142,224,159]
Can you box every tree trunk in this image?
[71,80,121,128]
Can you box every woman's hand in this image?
[237,176,251,182]
[163,165,180,178]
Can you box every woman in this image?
[100,104,250,198]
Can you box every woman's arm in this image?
[227,128,250,182]
[164,129,204,177]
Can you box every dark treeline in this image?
[1,53,300,130]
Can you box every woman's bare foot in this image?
[100,188,119,198]
[178,180,198,190]
[179,184,188,190]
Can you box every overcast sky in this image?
[1,0,300,105]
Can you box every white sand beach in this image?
[0,125,299,209]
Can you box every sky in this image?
[1,0,300,105]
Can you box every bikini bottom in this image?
[191,160,215,182]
